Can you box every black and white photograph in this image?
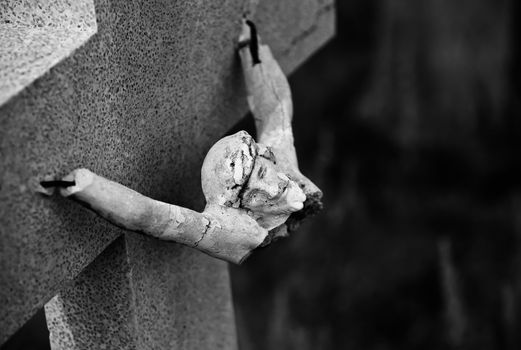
[1,0,520,349]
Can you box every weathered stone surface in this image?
[0,0,335,345]
[46,235,237,349]
[0,0,97,105]
[45,237,136,350]
[126,233,237,349]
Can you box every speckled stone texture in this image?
[0,0,334,347]
[45,235,238,349]
[127,233,238,349]
[44,237,136,350]
[0,0,97,105]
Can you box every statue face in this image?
[201,131,257,207]
[201,131,306,230]
[240,147,306,229]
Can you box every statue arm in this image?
[238,21,297,166]
[238,20,322,209]
[56,168,267,264]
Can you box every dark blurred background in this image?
[231,0,521,349]
[4,0,521,349]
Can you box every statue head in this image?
[201,131,306,230]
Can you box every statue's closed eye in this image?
[257,165,267,179]
[259,147,276,164]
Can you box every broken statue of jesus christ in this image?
[42,20,322,264]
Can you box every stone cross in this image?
[0,0,334,348]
